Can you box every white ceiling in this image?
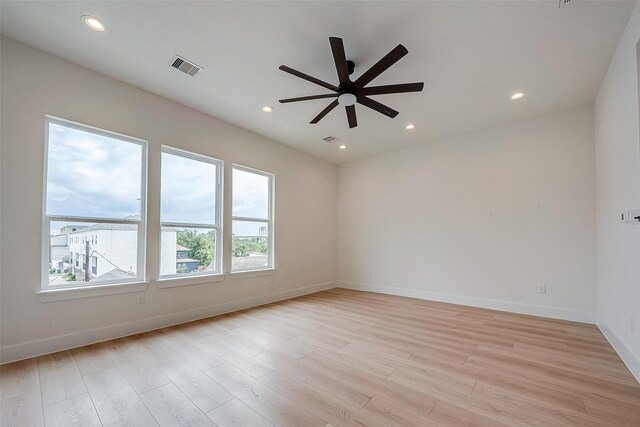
[1,1,635,164]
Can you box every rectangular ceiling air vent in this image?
[323,136,339,143]
[558,0,574,8]
[170,55,203,76]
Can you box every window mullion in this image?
[160,222,216,229]
[231,216,268,223]
[46,215,141,225]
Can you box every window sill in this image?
[229,268,276,280]
[157,273,226,289]
[37,281,150,302]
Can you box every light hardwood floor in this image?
[2,288,639,426]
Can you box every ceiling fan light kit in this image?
[278,37,424,129]
[338,93,357,106]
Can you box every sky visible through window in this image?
[233,168,268,219]
[46,122,142,219]
[47,123,270,237]
[233,168,269,236]
[161,151,217,224]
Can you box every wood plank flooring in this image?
[2,288,639,426]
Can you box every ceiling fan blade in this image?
[360,82,424,96]
[329,37,350,86]
[310,99,339,124]
[357,96,399,118]
[279,93,338,103]
[354,44,409,89]
[279,65,339,92]
[346,105,357,128]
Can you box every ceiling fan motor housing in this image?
[347,60,355,75]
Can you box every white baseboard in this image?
[339,281,596,324]
[597,316,640,383]
[0,281,336,364]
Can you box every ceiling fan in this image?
[278,37,424,129]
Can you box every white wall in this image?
[594,1,640,381]
[0,37,338,363]
[338,105,597,323]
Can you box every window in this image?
[160,147,222,278]
[232,165,274,271]
[44,117,146,289]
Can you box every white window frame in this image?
[159,146,224,279]
[231,164,275,272]
[42,116,148,290]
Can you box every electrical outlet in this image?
[621,210,630,223]
[538,285,547,294]
[135,294,145,304]
[631,208,640,225]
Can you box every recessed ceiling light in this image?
[339,144,347,150]
[510,92,524,100]
[405,124,415,130]
[262,105,273,113]
[82,15,106,32]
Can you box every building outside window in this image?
[44,117,147,289]
[231,165,274,271]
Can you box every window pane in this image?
[46,122,142,219]
[161,227,217,276]
[232,220,269,270]
[232,168,269,219]
[48,221,138,287]
[161,151,217,225]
